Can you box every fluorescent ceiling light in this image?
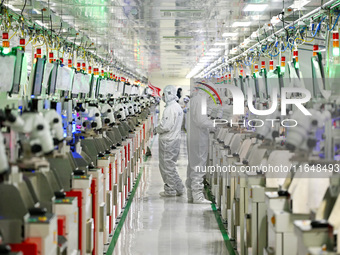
[251,15,262,20]
[4,4,21,12]
[289,0,311,10]
[232,22,252,27]
[214,42,226,46]
[209,48,223,52]
[222,32,238,37]
[243,4,268,12]
[205,52,221,55]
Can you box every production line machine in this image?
[204,33,340,254]
[0,46,156,255]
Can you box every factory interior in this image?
[1,0,340,254]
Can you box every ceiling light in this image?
[243,4,268,12]
[4,4,21,12]
[209,48,223,52]
[251,15,262,20]
[214,42,226,46]
[222,32,238,37]
[205,52,221,55]
[232,22,252,27]
[289,0,311,10]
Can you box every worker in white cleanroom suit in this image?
[154,85,184,197]
[186,87,214,204]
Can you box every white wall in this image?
[148,74,190,117]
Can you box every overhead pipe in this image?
[198,0,338,77]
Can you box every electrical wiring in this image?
[269,49,280,58]
[327,12,340,30]
[3,9,11,30]
[279,40,289,53]
[21,0,27,17]
[311,16,326,37]
[25,37,33,47]
[243,56,254,66]
[78,46,87,60]
[8,30,17,40]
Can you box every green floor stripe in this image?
[205,186,236,255]
[106,166,144,255]
[106,139,153,255]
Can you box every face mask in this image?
[162,95,165,102]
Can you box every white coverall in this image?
[186,89,214,203]
[155,85,184,196]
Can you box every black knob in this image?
[311,120,318,126]
[37,124,44,130]
[53,138,59,146]
[307,139,317,148]
[54,191,66,199]
[311,220,329,228]
[88,163,95,169]
[83,122,87,127]
[272,131,279,139]
[98,152,105,157]
[73,169,85,175]
[7,112,16,123]
[0,244,11,254]
[286,143,296,151]
[111,145,116,150]
[95,113,100,117]
[29,207,47,216]
[53,118,59,124]
[107,109,112,113]
[91,122,97,128]
[105,118,110,124]
[278,190,289,197]
[31,144,42,153]
[257,134,265,140]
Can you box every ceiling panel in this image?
[4,0,318,78]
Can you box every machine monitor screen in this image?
[32,58,46,96]
[11,49,24,94]
[48,62,58,95]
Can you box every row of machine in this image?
[0,46,156,255]
[204,36,340,254]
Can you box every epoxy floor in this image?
[110,133,229,255]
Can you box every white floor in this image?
[112,133,229,255]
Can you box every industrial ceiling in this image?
[4,0,323,78]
